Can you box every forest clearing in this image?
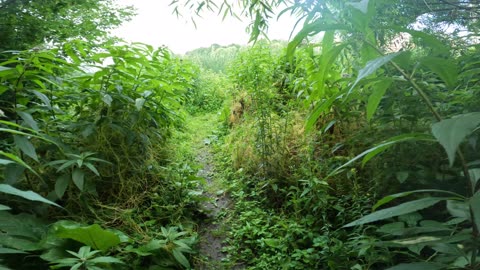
[1,0,480,269]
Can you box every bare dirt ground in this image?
[194,142,232,269]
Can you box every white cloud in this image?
[112,0,298,54]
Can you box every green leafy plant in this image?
[125,226,196,269]
[47,152,111,197]
[50,246,124,270]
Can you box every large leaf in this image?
[348,52,402,96]
[366,78,393,121]
[31,90,52,109]
[305,92,343,132]
[0,184,60,207]
[344,197,445,227]
[89,256,124,264]
[329,133,434,177]
[310,43,350,100]
[72,168,85,191]
[55,174,70,199]
[54,222,121,251]
[373,189,463,211]
[0,247,27,254]
[431,112,480,166]
[447,200,469,219]
[13,135,38,161]
[172,248,190,268]
[0,212,48,251]
[420,57,458,89]
[17,111,39,131]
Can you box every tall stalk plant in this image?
[281,0,480,268]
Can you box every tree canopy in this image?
[0,0,134,50]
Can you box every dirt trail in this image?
[195,138,232,269]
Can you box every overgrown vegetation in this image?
[2,0,480,269]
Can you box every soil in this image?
[194,140,233,269]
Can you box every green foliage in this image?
[0,39,202,269]
[53,222,126,251]
[3,0,480,269]
[50,246,124,270]
[185,44,240,73]
[0,0,134,50]
[186,70,230,115]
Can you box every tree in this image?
[0,0,135,51]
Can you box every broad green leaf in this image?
[89,256,124,264]
[344,197,445,227]
[85,163,100,176]
[0,247,26,254]
[366,78,392,121]
[31,90,52,109]
[348,52,402,96]
[172,248,190,268]
[373,189,463,211]
[135,98,146,111]
[0,204,11,211]
[4,163,25,185]
[56,160,77,172]
[0,236,40,251]
[102,94,113,106]
[55,174,70,199]
[0,184,60,207]
[377,222,405,235]
[420,57,458,89]
[17,111,39,131]
[306,91,344,132]
[134,239,167,255]
[72,168,85,191]
[54,222,121,251]
[385,262,445,270]
[264,238,281,248]
[13,135,38,161]
[329,133,434,177]
[311,43,349,100]
[447,200,469,219]
[470,191,480,231]
[431,112,480,166]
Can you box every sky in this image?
[112,0,299,54]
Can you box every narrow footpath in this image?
[177,114,237,269]
[195,137,231,269]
